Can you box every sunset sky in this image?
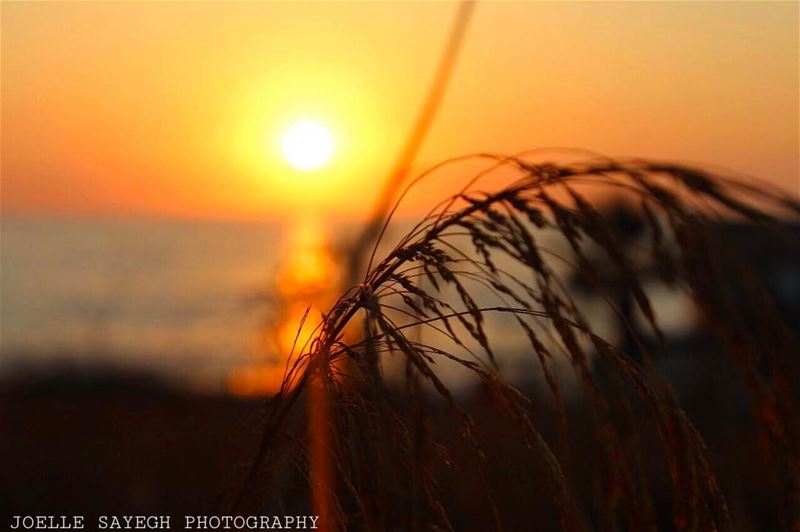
[2,1,798,220]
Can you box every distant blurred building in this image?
[567,202,798,359]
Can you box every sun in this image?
[281,121,334,171]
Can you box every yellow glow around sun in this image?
[282,121,334,171]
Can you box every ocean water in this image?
[1,216,286,387]
[0,215,547,391]
[1,215,694,392]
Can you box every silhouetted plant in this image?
[226,155,800,531]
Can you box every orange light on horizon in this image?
[228,217,340,397]
[227,364,289,398]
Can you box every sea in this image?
[1,216,290,389]
[1,215,693,392]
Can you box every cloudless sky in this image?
[2,1,798,220]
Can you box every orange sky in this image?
[2,1,798,220]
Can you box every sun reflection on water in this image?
[228,217,339,396]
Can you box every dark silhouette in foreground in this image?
[225,157,800,531]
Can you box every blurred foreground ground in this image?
[0,369,265,527]
[0,355,787,531]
